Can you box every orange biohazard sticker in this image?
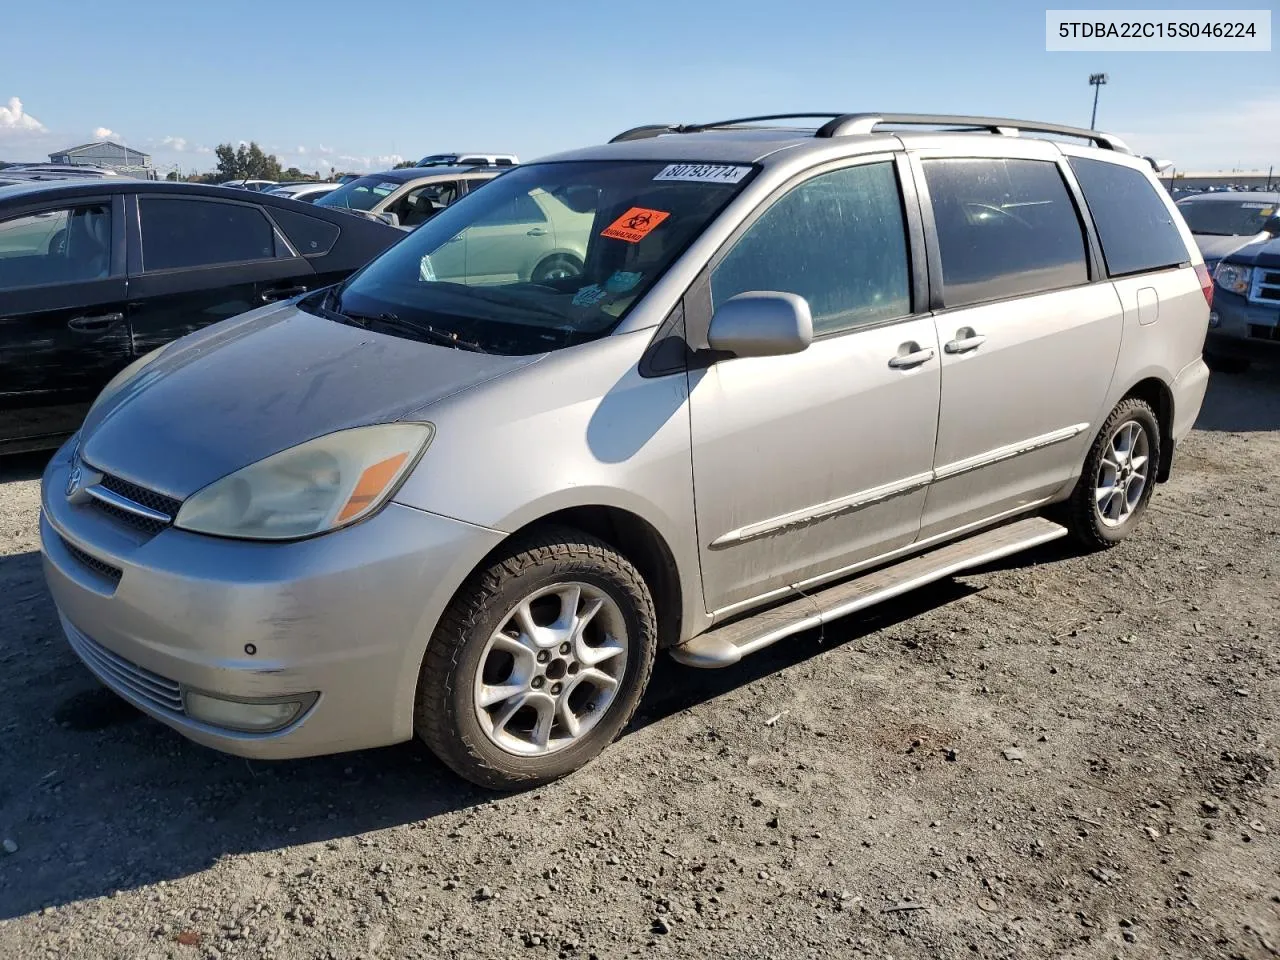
[601,207,670,243]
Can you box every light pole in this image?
[1089,73,1108,129]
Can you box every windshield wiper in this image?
[348,310,489,354]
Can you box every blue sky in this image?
[1,0,1275,174]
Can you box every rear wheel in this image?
[415,528,656,790]
[531,254,583,284]
[1064,398,1161,549]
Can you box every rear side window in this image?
[140,197,276,271]
[1069,157,1191,276]
[269,206,341,256]
[923,158,1088,307]
[711,161,911,337]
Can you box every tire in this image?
[414,526,657,790]
[1205,352,1250,375]
[531,254,583,284]
[1064,398,1161,549]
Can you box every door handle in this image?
[67,312,125,333]
[526,228,549,237]
[260,285,308,303]
[888,346,936,369]
[944,331,987,354]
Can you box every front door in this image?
[0,196,130,449]
[913,152,1124,539]
[688,158,940,614]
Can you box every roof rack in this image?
[608,112,1134,155]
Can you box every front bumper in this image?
[40,438,504,759]
[1205,289,1280,360]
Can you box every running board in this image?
[671,516,1068,668]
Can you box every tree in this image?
[281,166,318,182]
[213,141,284,182]
[164,170,179,181]
[393,160,417,169]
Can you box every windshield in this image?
[418,154,459,167]
[1178,199,1276,236]
[302,159,755,356]
[313,175,402,211]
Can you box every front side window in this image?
[391,180,461,227]
[923,158,1089,307]
[303,159,755,355]
[1069,157,1190,277]
[140,197,276,271]
[712,162,911,336]
[1177,198,1276,237]
[313,176,402,212]
[0,204,112,288]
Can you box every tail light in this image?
[1195,262,1214,308]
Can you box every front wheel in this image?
[1064,398,1161,549]
[414,528,657,790]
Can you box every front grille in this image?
[86,468,181,536]
[60,536,123,584]
[1248,324,1280,342]
[1251,269,1280,304]
[64,621,185,715]
[90,499,169,536]
[98,472,182,516]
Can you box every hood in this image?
[1193,234,1254,263]
[80,302,539,500]
[1219,233,1280,269]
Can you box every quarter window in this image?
[0,204,112,288]
[140,197,277,272]
[923,158,1089,307]
[711,162,911,336]
[474,192,547,227]
[1069,157,1191,276]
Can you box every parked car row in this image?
[35,112,1211,790]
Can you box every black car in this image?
[0,180,405,453]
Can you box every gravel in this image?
[1,367,1277,959]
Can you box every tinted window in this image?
[711,162,911,336]
[0,204,112,288]
[140,197,276,271]
[923,158,1088,307]
[1069,157,1191,276]
[269,206,341,257]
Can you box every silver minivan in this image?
[40,113,1211,789]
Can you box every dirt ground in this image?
[0,368,1276,960]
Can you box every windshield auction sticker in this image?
[601,208,670,243]
[654,163,752,184]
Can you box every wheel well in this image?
[1122,377,1174,482]
[508,506,683,649]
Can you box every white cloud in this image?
[92,126,120,142]
[1114,94,1280,171]
[335,153,405,171]
[318,144,334,155]
[0,96,46,133]
[162,135,188,151]
[295,145,307,155]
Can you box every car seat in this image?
[65,206,110,280]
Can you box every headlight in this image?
[1213,262,1253,296]
[87,346,169,416]
[174,423,433,540]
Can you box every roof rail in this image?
[812,113,1133,154]
[607,112,1136,158]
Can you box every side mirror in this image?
[377,211,401,228]
[707,291,813,359]
[1262,215,1280,237]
